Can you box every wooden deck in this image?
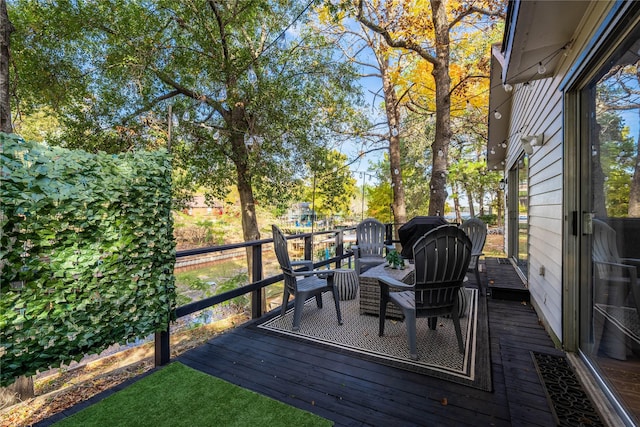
[175,263,564,427]
[486,257,530,302]
[36,261,567,426]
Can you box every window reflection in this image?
[588,25,640,423]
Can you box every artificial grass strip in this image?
[54,362,332,427]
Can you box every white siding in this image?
[525,75,564,340]
[504,75,564,339]
[502,1,615,342]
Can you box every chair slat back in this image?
[460,217,487,255]
[356,218,387,257]
[272,225,297,294]
[592,219,620,264]
[412,224,472,311]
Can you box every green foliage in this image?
[366,181,394,222]
[216,274,250,310]
[385,249,405,269]
[301,150,358,219]
[9,0,369,229]
[597,111,635,216]
[477,214,497,226]
[0,133,176,386]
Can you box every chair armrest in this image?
[291,260,314,271]
[292,268,336,278]
[378,275,413,301]
[595,260,637,273]
[352,245,360,258]
[378,275,414,289]
[621,258,640,272]
[594,261,638,283]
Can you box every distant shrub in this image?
[478,214,498,226]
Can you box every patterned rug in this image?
[256,287,492,391]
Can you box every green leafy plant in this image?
[0,133,176,386]
[216,273,250,310]
[385,249,405,269]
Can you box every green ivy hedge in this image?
[0,133,176,386]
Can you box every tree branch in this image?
[356,0,437,64]
[449,6,505,30]
[449,74,488,97]
[122,90,181,124]
[155,71,225,116]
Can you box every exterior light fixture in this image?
[503,83,513,92]
[537,62,547,74]
[494,110,502,120]
[521,134,544,155]
[499,178,506,190]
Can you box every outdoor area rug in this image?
[255,287,492,391]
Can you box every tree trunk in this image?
[466,185,475,217]
[228,106,261,288]
[381,64,407,234]
[452,182,462,223]
[427,0,451,216]
[0,0,14,133]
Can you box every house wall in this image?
[505,76,564,339]
[503,1,613,342]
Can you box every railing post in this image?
[385,223,393,247]
[335,230,344,268]
[251,243,263,319]
[303,234,313,261]
[155,326,170,367]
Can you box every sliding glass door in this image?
[509,154,528,278]
[579,15,640,424]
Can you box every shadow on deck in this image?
[37,260,571,426]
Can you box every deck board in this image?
[175,292,559,426]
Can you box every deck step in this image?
[484,257,529,302]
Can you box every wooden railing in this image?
[154,226,376,366]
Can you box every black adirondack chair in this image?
[352,218,394,275]
[592,219,640,314]
[377,224,472,359]
[272,225,342,331]
[460,217,487,295]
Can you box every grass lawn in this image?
[54,362,332,427]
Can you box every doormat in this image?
[254,287,492,391]
[531,352,604,427]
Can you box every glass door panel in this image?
[509,155,528,278]
[581,20,640,424]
